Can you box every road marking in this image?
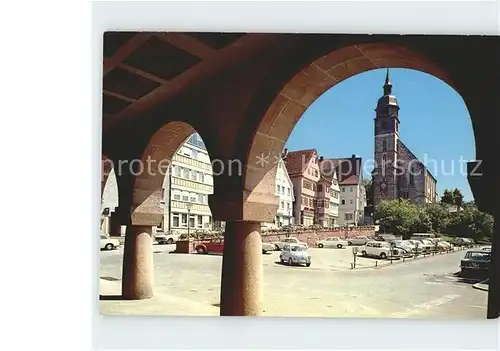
[391,294,461,318]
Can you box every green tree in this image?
[374,199,420,238]
[452,188,464,211]
[440,189,454,205]
[421,203,450,233]
[445,204,493,242]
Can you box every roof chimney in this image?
[351,154,356,159]
[319,156,324,162]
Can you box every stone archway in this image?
[130,121,196,227]
[244,42,475,198]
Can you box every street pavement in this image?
[99,245,488,318]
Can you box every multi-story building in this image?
[372,69,438,208]
[328,169,340,227]
[262,158,295,229]
[163,133,216,233]
[274,158,295,227]
[284,149,335,227]
[322,155,366,226]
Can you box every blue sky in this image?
[285,68,475,201]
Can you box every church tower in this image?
[373,69,400,207]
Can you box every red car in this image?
[195,238,224,254]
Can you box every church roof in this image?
[397,140,437,182]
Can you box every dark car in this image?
[460,250,491,278]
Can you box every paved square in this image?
[100,246,487,318]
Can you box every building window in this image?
[313,199,317,207]
[198,194,203,203]
[173,213,180,227]
[314,170,318,177]
[197,215,203,227]
[276,185,280,193]
[409,173,414,186]
[281,201,284,209]
[191,171,197,181]
[189,215,196,228]
[282,186,285,194]
[181,213,188,225]
[350,200,353,205]
[183,168,190,179]
[173,194,181,200]
[182,195,189,202]
[190,193,197,202]
[312,183,316,191]
[317,199,323,207]
[199,173,205,183]
[382,139,387,151]
[350,187,353,192]
[287,203,290,209]
[192,149,198,159]
[317,184,323,192]
[175,166,181,177]
[382,154,387,163]
[342,188,345,192]
[287,187,290,196]
[341,199,345,205]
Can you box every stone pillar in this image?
[220,221,263,316]
[487,212,500,319]
[121,225,154,300]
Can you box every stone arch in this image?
[130,121,198,226]
[244,42,476,198]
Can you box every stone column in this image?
[220,221,263,316]
[121,225,154,300]
[487,212,500,319]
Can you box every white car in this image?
[347,236,370,246]
[390,240,414,256]
[280,244,311,267]
[100,234,120,250]
[358,241,402,259]
[262,242,275,254]
[317,237,348,249]
[272,237,308,250]
[154,232,180,245]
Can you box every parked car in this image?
[412,239,434,254]
[347,236,370,246]
[480,246,491,252]
[402,240,423,254]
[154,232,180,245]
[100,234,120,250]
[436,240,454,252]
[389,240,414,257]
[195,237,224,254]
[358,240,402,259]
[262,242,275,254]
[272,237,308,250]
[280,244,311,267]
[460,250,491,277]
[316,237,348,249]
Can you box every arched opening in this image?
[244,42,477,209]
[243,44,484,317]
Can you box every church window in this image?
[382,154,387,163]
[382,140,387,151]
[409,173,414,186]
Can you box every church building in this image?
[372,69,438,208]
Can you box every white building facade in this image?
[338,180,366,227]
[328,170,340,227]
[275,159,295,227]
[163,133,217,233]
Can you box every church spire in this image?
[383,68,392,95]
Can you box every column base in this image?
[121,225,154,300]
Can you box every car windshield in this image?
[100,235,107,239]
[291,246,306,252]
[464,252,491,260]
